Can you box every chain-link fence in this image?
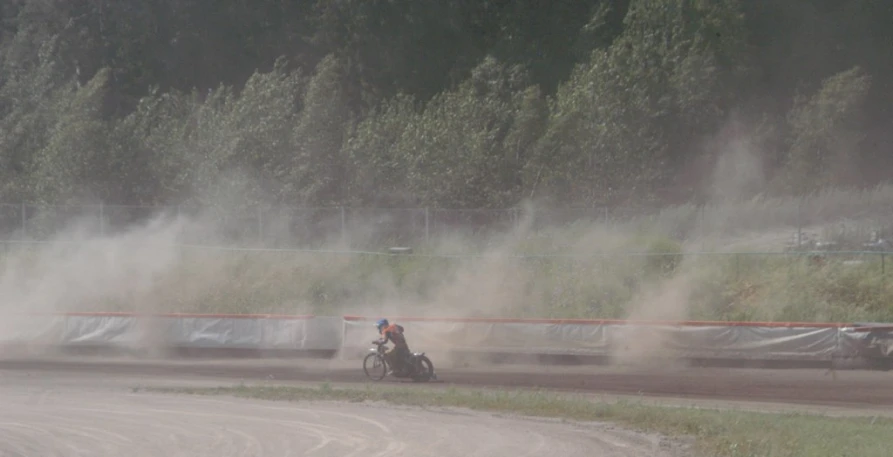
[1,197,893,250]
[0,204,620,246]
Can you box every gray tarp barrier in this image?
[839,324,893,358]
[341,320,611,355]
[609,325,841,360]
[61,315,140,345]
[0,314,883,361]
[161,316,341,350]
[341,319,844,360]
[166,317,268,349]
[304,316,343,350]
[0,314,334,351]
[0,314,65,345]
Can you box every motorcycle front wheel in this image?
[363,353,388,381]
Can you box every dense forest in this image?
[0,0,892,211]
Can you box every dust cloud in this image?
[606,118,770,368]
[0,119,876,366]
[0,215,182,309]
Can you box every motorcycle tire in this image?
[410,355,435,382]
[363,353,388,381]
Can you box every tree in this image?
[528,0,749,206]
[784,67,872,193]
[289,54,351,205]
[0,34,78,201]
[30,68,113,203]
[342,94,419,206]
[397,56,541,207]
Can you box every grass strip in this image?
[149,383,892,457]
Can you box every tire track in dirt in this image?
[0,379,684,457]
[0,356,890,408]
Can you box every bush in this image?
[4,233,893,323]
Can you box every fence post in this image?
[700,205,706,250]
[796,198,803,248]
[736,253,740,280]
[258,206,264,245]
[424,207,430,244]
[339,317,348,361]
[20,202,26,239]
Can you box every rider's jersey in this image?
[381,324,408,349]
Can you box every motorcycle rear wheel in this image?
[411,355,435,382]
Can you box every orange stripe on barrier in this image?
[152,313,314,320]
[341,315,849,328]
[4,312,871,328]
[16,312,315,320]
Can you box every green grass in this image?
[4,240,893,321]
[150,383,893,457]
[6,182,893,322]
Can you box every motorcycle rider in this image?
[373,318,410,374]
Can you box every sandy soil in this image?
[1,355,891,409]
[0,369,686,457]
[2,354,891,455]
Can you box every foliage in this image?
[783,67,872,193]
[6,243,892,322]
[1,0,892,210]
[643,236,684,277]
[3,0,893,322]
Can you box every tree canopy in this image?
[1,0,891,209]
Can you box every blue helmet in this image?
[375,318,389,331]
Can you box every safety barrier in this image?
[0,312,890,367]
[0,312,342,357]
[340,315,869,363]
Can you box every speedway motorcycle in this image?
[363,341,437,382]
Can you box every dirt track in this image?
[1,354,891,456]
[0,374,683,457]
[0,355,890,410]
